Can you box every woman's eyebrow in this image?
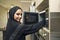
[16,13,22,14]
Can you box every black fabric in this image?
[3,6,45,40]
[9,24,24,40]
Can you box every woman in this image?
[4,6,45,40]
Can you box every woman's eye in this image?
[21,14,22,15]
[17,14,20,15]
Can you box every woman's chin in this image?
[16,20,20,22]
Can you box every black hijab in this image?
[9,6,22,21]
[5,6,22,40]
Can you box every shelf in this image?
[36,0,49,12]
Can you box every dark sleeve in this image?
[23,20,45,35]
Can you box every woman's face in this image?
[14,9,22,22]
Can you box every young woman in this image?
[4,6,45,40]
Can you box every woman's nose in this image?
[19,15,22,18]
